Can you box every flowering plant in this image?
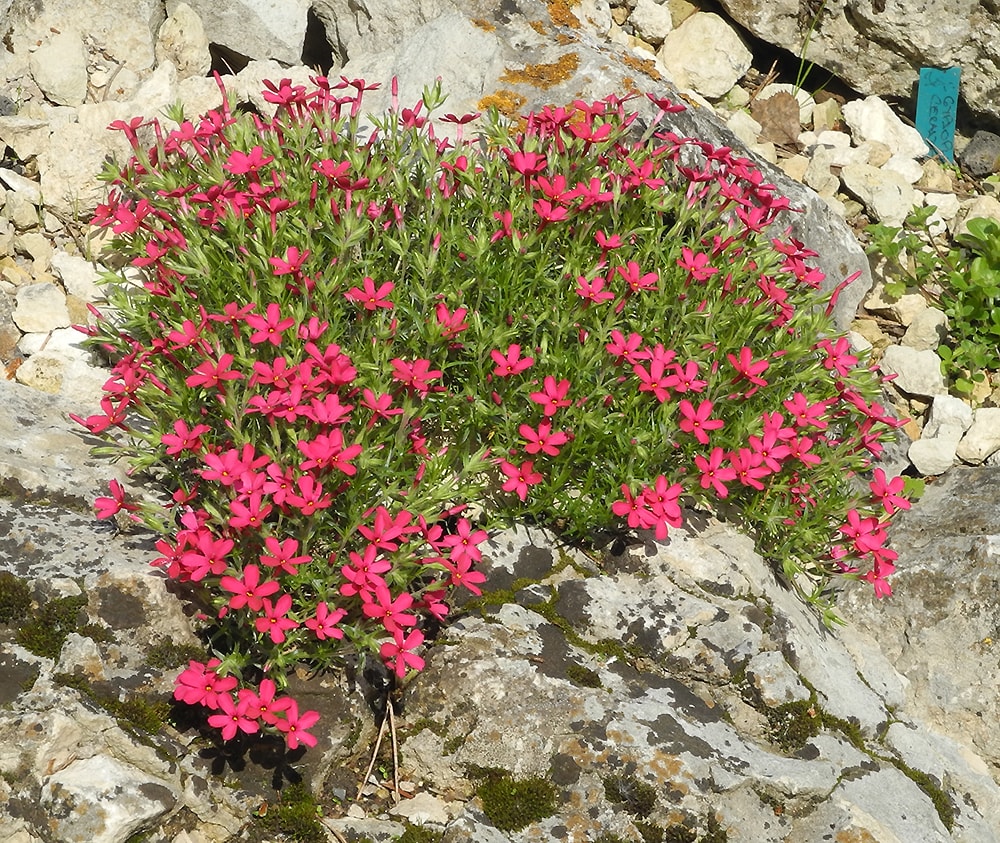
[78,75,907,748]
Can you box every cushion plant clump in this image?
[76,74,908,746]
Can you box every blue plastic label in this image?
[916,67,960,162]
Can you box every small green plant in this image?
[867,208,1000,398]
[604,773,657,817]
[395,823,443,843]
[0,572,31,625]
[566,662,603,688]
[471,767,557,832]
[16,594,87,659]
[255,781,326,843]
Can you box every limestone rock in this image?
[901,307,948,353]
[879,345,947,398]
[841,162,920,227]
[657,12,752,99]
[12,282,70,334]
[170,0,310,65]
[841,96,928,160]
[155,2,212,80]
[956,408,1000,465]
[28,31,89,107]
[629,0,673,45]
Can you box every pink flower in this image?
[611,484,657,531]
[678,399,724,445]
[245,302,296,346]
[259,536,312,575]
[238,678,292,726]
[391,358,442,397]
[220,564,280,612]
[498,459,544,501]
[274,699,320,750]
[362,583,417,634]
[529,376,572,416]
[345,276,394,310]
[439,517,489,566]
[617,261,658,293]
[519,420,570,457]
[380,628,426,678]
[695,448,738,498]
[255,594,299,644]
[304,601,347,641]
[161,419,211,455]
[207,692,260,741]
[727,347,769,392]
[173,659,237,710]
[490,344,534,377]
[640,476,684,539]
[185,353,242,390]
[677,248,718,283]
[575,274,616,305]
[869,468,910,515]
[95,479,139,520]
[817,337,858,378]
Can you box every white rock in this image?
[779,154,809,182]
[577,0,613,36]
[811,97,841,133]
[657,12,752,100]
[0,168,43,205]
[840,162,920,227]
[901,307,947,352]
[857,140,892,168]
[815,129,851,149]
[953,195,1000,240]
[879,345,947,397]
[155,2,212,80]
[388,790,453,824]
[174,0,310,65]
[51,251,104,302]
[922,394,973,439]
[842,96,929,160]
[882,155,924,185]
[955,408,1000,465]
[4,190,39,230]
[0,116,50,161]
[725,110,762,147]
[804,146,839,195]
[15,231,53,271]
[864,283,927,327]
[41,755,175,843]
[746,650,811,706]
[629,0,672,44]
[907,395,971,475]
[28,31,89,107]
[15,347,109,402]
[13,283,71,334]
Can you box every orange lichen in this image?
[623,53,662,81]
[555,33,575,45]
[547,0,581,28]
[477,89,528,118]
[622,76,636,91]
[500,53,580,90]
[529,19,548,35]
[471,18,495,32]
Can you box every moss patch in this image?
[396,824,443,843]
[254,781,326,843]
[566,662,602,688]
[16,593,87,659]
[146,640,208,670]
[0,571,31,624]
[470,766,557,832]
[604,773,657,817]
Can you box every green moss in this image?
[596,835,630,843]
[53,672,171,736]
[635,820,696,843]
[471,767,557,832]
[566,663,602,688]
[256,781,326,843]
[395,823,443,843]
[0,572,31,625]
[78,622,115,644]
[768,699,822,752]
[442,734,464,755]
[885,757,955,831]
[604,773,657,817]
[17,594,87,659]
[146,640,206,670]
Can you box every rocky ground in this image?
[3,1,1000,842]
